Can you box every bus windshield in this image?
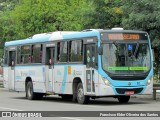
[102,42,151,75]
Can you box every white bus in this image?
[3,29,153,104]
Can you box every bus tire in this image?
[118,96,130,103]
[26,81,36,100]
[77,82,89,104]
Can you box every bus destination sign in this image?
[108,34,140,40]
[101,32,148,41]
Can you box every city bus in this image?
[3,28,153,104]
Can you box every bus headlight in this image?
[102,77,111,86]
[147,79,151,86]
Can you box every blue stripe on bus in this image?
[15,76,22,80]
[60,66,68,93]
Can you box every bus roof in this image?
[5,33,51,47]
[5,30,100,47]
[5,31,76,47]
[101,29,147,34]
[5,29,147,47]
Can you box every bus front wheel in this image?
[118,96,130,103]
[77,82,89,104]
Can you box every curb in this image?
[131,94,160,101]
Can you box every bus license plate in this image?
[125,91,134,95]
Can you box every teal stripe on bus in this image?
[60,66,68,93]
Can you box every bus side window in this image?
[60,41,68,62]
[21,45,31,64]
[30,45,33,63]
[32,44,42,63]
[4,48,8,65]
[9,51,16,66]
[70,40,83,62]
[17,46,21,64]
[57,42,60,62]
[57,42,68,62]
[46,48,51,65]
[46,47,54,65]
[68,41,71,62]
[21,55,24,64]
[40,45,42,63]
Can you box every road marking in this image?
[46,114,83,120]
[61,117,83,120]
[0,106,23,111]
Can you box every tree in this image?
[0,0,19,58]
[122,0,160,47]
[9,0,93,39]
[122,0,160,81]
[84,0,123,29]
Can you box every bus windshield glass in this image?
[101,33,151,75]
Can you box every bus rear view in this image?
[98,30,153,103]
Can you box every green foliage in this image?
[9,0,92,39]
[0,0,20,58]
[122,0,160,47]
[84,0,123,29]
[0,0,93,43]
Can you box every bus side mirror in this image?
[98,46,103,55]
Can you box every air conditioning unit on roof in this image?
[111,28,124,30]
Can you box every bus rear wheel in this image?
[77,82,89,104]
[26,81,43,100]
[26,81,36,100]
[118,96,130,103]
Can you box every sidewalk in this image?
[132,94,160,101]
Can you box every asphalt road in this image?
[0,88,159,120]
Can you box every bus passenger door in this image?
[46,47,55,92]
[8,50,16,90]
[85,44,97,95]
